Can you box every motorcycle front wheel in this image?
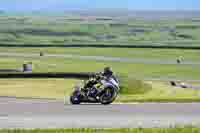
[99,87,117,105]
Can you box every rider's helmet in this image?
[103,67,113,77]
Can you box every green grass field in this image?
[0,57,200,79]
[1,53,199,102]
[0,15,200,46]
[0,15,200,102]
[1,127,200,133]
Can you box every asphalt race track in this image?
[0,97,200,128]
[1,52,200,66]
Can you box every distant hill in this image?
[0,10,5,14]
[3,9,200,20]
[65,10,200,19]
[126,10,200,20]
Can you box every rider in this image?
[101,67,118,83]
[87,67,115,85]
[86,67,118,97]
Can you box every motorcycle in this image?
[70,73,120,105]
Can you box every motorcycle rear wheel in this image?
[70,93,81,104]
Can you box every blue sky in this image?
[0,0,199,12]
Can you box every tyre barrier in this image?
[23,63,33,73]
[0,72,95,79]
[0,69,22,73]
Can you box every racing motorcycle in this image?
[70,73,120,105]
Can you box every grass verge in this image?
[0,78,78,99]
[0,78,200,103]
[117,81,200,103]
[119,78,152,95]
